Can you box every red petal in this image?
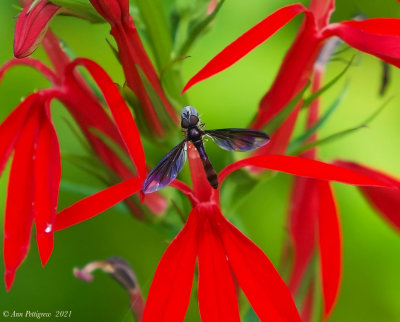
[0,94,34,176]
[323,19,400,68]
[14,0,61,58]
[252,101,301,158]
[197,205,240,322]
[213,206,300,321]
[252,15,321,129]
[288,177,319,293]
[182,4,308,93]
[55,177,142,231]
[187,143,214,202]
[142,208,198,322]
[219,155,393,188]
[4,105,40,291]
[309,0,335,29]
[33,105,61,265]
[334,160,400,231]
[65,58,147,179]
[0,58,59,84]
[317,181,342,319]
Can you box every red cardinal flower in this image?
[53,134,392,321]
[0,57,146,290]
[14,0,178,138]
[89,0,178,137]
[182,0,400,129]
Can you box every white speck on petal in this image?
[44,223,53,234]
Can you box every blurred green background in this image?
[1,0,400,321]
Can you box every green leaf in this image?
[288,81,349,153]
[106,38,121,63]
[262,81,310,134]
[177,0,225,57]
[136,65,177,135]
[28,0,41,13]
[62,153,110,185]
[62,117,93,155]
[292,96,394,154]
[133,0,187,105]
[302,56,355,108]
[48,0,104,23]
[133,0,173,71]
[89,127,137,175]
[120,84,154,139]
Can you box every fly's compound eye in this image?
[189,115,199,126]
[181,118,190,128]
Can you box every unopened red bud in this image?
[14,0,61,58]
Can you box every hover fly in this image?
[142,106,270,193]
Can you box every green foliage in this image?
[49,0,104,23]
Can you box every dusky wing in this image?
[142,140,187,193]
[205,129,270,152]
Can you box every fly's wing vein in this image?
[205,129,270,152]
[142,140,187,193]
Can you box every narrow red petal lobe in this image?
[182,4,307,93]
[34,106,61,265]
[334,160,400,231]
[65,59,146,179]
[0,95,34,176]
[188,143,213,202]
[317,181,342,319]
[4,106,40,290]
[197,205,240,322]
[14,0,61,58]
[143,208,198,322]
[55,178,142,231]
[0,58,59,84]
[323,19,400,68]
[288,177,319,293]
[219,155,392,188]
[213,206,300,321]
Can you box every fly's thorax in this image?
[181,106,199,129]
[187,126,202,142]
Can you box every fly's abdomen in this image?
[193,141,218,189]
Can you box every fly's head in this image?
[180,106,199,129]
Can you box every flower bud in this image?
[14,0,61,58]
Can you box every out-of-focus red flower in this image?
[182,0,400,129]
[0,57,146,291]
[89,0,178,137]
[14,0,177,138]
[285,47,400,319]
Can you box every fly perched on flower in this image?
[142,106,270,193]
